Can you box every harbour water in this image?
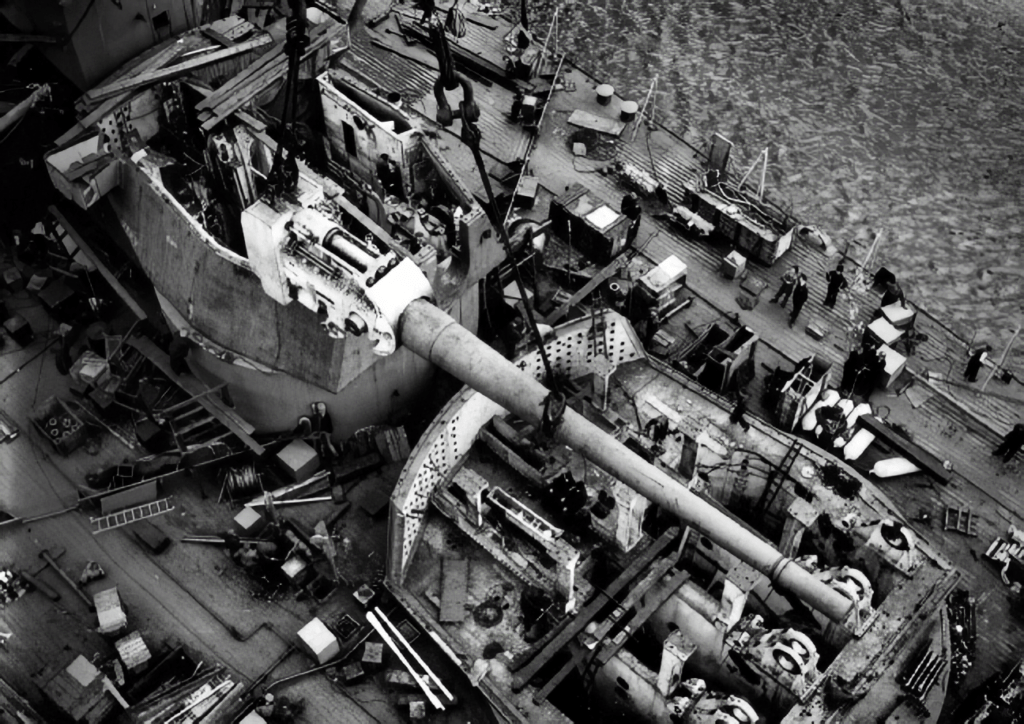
[515,0,1024,369]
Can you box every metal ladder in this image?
[755,439,802,515]
[91,498,175,534]
[589,303,608,360]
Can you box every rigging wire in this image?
[266,0,307,195]
[644,126,663,188]
[424,21,564,428]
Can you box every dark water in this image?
[519,0,1024,367]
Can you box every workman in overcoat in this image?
[788,275,809,328]
[824,263,849,308]
[993,422,1024,463]
[964,344,991,382]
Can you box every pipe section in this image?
[399,299,853,622]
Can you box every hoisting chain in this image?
[427,20,565,433]
[267,0,309,196]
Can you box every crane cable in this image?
[267,0,308,196]
[426,22,564,431]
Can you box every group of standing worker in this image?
[756,255,1022,465]
[769,265,809,327]
[769,262,853,328]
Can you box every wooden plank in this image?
[158,384,227,414]
[532,556,684,704]
[64,155,112,181]
[58,50,192,146]
[49,206,148,321]
[532,644,585,704]
[543,253,631,325]
[859,415,952,484]
[87,36,273,102]
[196,19,333,111]
[193,29,294,111]
[567,110,625,137]
[510,526,679,687]
[80,42,192,107]
[439,558,469,623]
[0,33,61,44]
[184,81,267,131]
[395,15,509,82]
[595,567,691,665]
[7,43,33,67]
[126,337,265,455]
[586,555,679,645]
[198,23,344,132]
[196,52,288,118]
[200,27,236,48]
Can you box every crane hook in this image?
[433,73,480,128]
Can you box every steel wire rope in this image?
[425,21,562,407]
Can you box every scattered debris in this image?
[0,569,29,605]
[948,590,976,688]
[127,663,238,723]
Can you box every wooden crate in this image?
[550,184,630,264]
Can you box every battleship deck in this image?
[1,2,1021,722]
[348,3,1024,711]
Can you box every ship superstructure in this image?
[44,10,505,436]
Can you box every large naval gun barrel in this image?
[400,299,854,623]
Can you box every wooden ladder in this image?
[91,498,174,534]
[943,506,978,537]
[163,396,231,448]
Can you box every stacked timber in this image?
[897,647,947,706]
[77,18,265,111]
[57,18,263,148]
[124,665,240,724]
[196,19,349,134]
